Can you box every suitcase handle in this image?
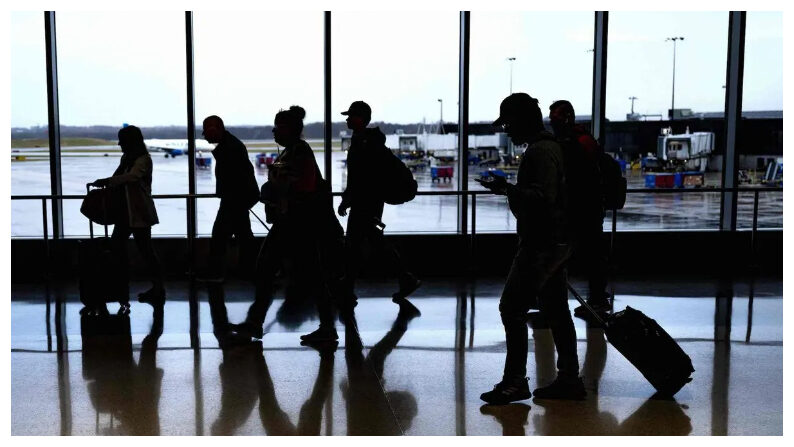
[86,183,109,238]
[567,282,607,328]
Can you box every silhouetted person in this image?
[90,125,164,307]
[231,106,345,344]
[549,100,610,317]
[337,101,421,310]
[201,115,260,282]
[479,93,583,404]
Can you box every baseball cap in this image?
[341,100,372,118]
[493,93,539,127]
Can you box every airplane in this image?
[144,138,215,157]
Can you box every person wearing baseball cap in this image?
[480,93,584,404]
[337,100,422,316]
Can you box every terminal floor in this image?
[11,276,783,435]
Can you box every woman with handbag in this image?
[229,106,346,344]
[90,125,165,307]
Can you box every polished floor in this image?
[10,276,783,435]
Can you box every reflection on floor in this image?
[11,276,782,435]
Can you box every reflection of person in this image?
[337,101,421,310]
[480,93,583,404]
[200,115,260,282]
[548,100,610,318]
[90,125,164,307]
[340,308,418,435]
[232,106,345,344]
[211,340,336,435]
[82,306,164,435]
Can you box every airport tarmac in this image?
[11,145,782,237]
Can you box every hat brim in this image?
[492,116,505,127]
[341,111,350,116]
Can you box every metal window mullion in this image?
[324,11,332,185]
[458,11,470,236]
[720,11,746,231]
[44,11,63,240]
[591,11,608,144]
[185,11,197,272]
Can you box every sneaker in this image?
[394,295,422,319]
[480,378,532,405]
[573,301,611,320]
[532,376,586,400]
[300,326,339,343]
[394,274,421,300]
[228,321,264,339]
[137,287,166,306]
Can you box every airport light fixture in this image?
[437,99,444,135]
[665,36,685,120]
[506,57,516,94]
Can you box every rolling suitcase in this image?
[78,184,129,315]
[568,283,694,396]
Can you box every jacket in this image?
[505,131,567,249]
[341,127,390,210]
[104,153,159,228]
[212,130,259,208]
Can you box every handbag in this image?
[80,184,122,225]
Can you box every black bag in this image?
[599,153,627,210]
[568,284,694,396]
[80,185,123,225]
[381,149,418,205]
[79,184,128,312]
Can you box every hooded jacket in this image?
[341,127,390,210]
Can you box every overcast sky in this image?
[10,11,783,128]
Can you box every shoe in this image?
[228,321,264,339]
[573,300,611,320]
[300,326,339,343]
[137,287,166,306]
[394,295,422,319]
[393,274,421,300]
[532,376,586,400]
[480,378,532,405]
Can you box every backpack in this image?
[381,149,418,205]
[599,152,627,210]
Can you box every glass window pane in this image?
[606,12,728,231]
[56,12,187,237]
[738,12,782,229]
[193,11,324,237]
[11,12,50,238]
[469,12,594,233]
[332,12,459,233]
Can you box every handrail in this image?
[8,186,784,200]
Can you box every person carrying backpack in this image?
[337,101,421,313]
[548,100,611,318]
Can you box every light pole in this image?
[629,96,638,114]
[437,98,444,135]
[665,36,684,120]
[506,57,516,94]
